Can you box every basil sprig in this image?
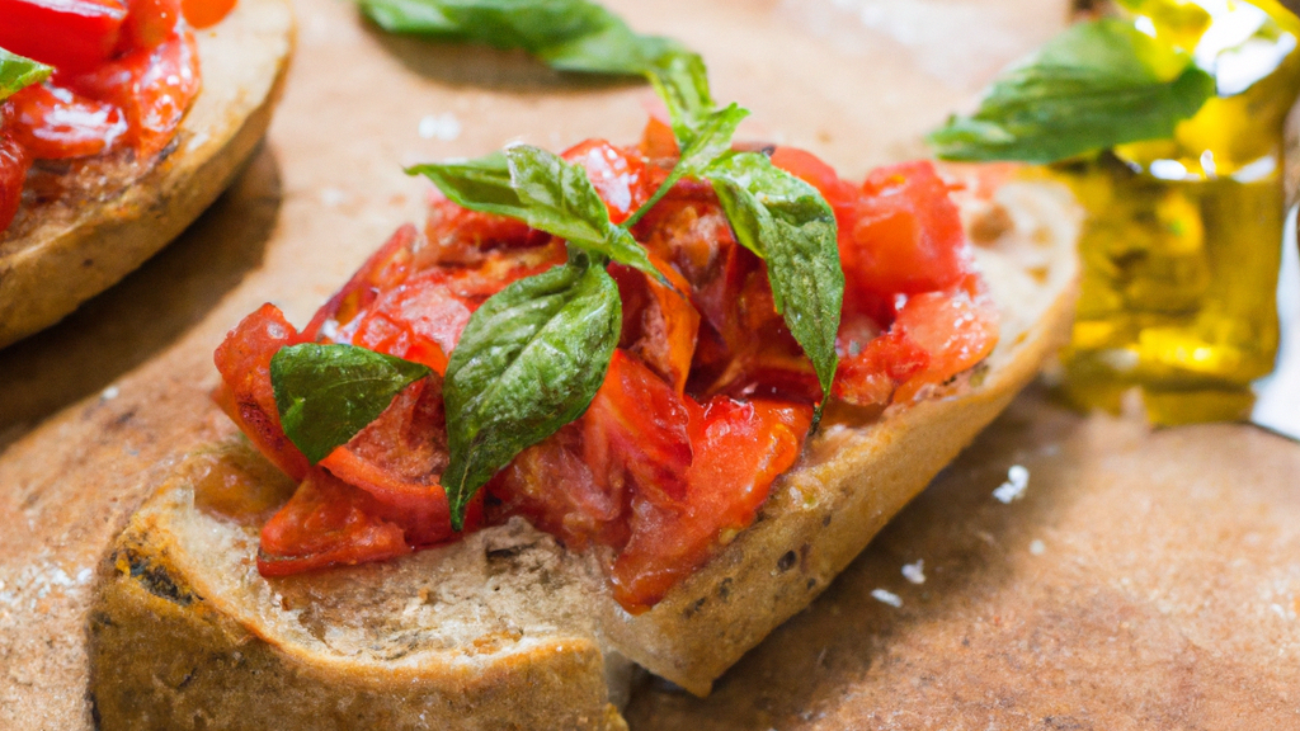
[440,253,621,529]
[271,344,432,464]
[358,0,681,76]
[0,47,52,103]
[928,18,1216,164]
[642,51,843,427]
[409,145,662,281]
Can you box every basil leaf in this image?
[359,0,464,37]
[441,255,621,529]
[271,344,432,464]
[0,48,52,103]
[708,151,843,424]
[928,18,1215,164]
[357,0,679,76]
[644,50,715,142]
[409,145,662,280]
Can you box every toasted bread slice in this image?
[0,0,294,349]
[88,176,1080,729]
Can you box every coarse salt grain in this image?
[101,385,120,400]
[993,464,1030,503]
[871,588,903,608]
[901,560,926,584]
[1029,539,1046,555]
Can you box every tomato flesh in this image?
[181,0,235,27]
[610,398,811,612]
[0,0,126,73]
[70,29,200,158]
[845,161,969,299]
[4,83,128,159]
[562,138,652,225]
[0,133,31,233]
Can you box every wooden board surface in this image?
[2,1,1298,728]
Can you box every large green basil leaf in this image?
[928,18,1215,164]
[708,151,843,424]
[271,344,432,464]
[356,0,463,37]
[441,255,621,528]
[358,0,679,76]
[0,48,51,103]
[409,145,661,279]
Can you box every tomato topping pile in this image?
[214,123,999,611]
[0,0,236,234]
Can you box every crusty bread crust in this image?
[0,0,295,349]
[88,177,1079,729]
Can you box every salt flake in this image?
[871,588,903,608]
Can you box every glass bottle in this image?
[1058,0,1300,424]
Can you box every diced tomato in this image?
[316,379,454,536]
[610,398,812,612]
[180,0,234,28]
[844,160,969,298]
[121,0,181,50]
[892,289,999,403]
[258,469,412,576]
[213,303,312,482]
[0,0,126,73]
[834,330,930,408]
[639,114,679,160]
[608,257,699,392]
[423,197,538,266]
[0,133,31,234]
[562,139,651,225]
[3,83,128,159]
[771,146,857,217]
[488,424,625,551]
[66,30,200,159]
[582,351,693,508]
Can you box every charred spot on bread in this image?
[114,548,196,607]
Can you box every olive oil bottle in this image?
[1058,0,1300,424]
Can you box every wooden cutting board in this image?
[3,1,1298,728]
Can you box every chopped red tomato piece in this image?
[610,398,812,612]
[3,83,128,159]
[213,303,311,482]
[67,30,200,158]
[0,134,31,234]
[181,0,236,27]
[423,197,538,266]
[316,378,459,546]
[638,115,678,160]
[892,289,999,403]
[845,160,969,298]
[771,146,857,217]
[258,470,412,577]
[834,330,930,407]
[489,425,625,551]
[582,351,693,508]
[562,139,651,225]
[121,0,181,50]
[0,0,126,73]
[608,257,699,392]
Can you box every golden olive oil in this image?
[1058,0,1300,424]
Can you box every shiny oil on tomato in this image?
[214,126,998,610]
